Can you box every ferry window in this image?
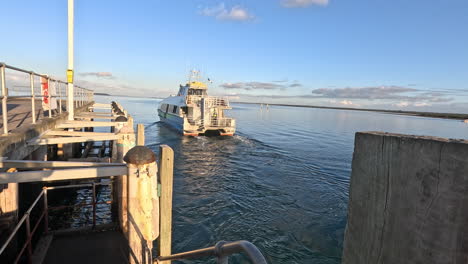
[165,104,170,113]
[172,106,177,113]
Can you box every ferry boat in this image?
[157,71,236,136]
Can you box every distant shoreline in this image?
[234,102,468,121]
[94,94,467,121]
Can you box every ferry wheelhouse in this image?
[157,71,236,136]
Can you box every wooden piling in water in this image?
[137,124,145,146]
[112,116,135,235]
[124,146,159,264]
[158,145,174,263]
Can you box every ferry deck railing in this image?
[186,117,235,128]
[186,95,230,108]
[0,181,112,264]
[208,117,235,128]
[0,62,94,135]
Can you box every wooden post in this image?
[137,124,145,146]
[158,145,174,263]
[124,146,159,264]
[113,116,135,234]
[0,168,19,262]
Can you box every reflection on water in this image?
[65,95,468,263]
[48,181,113,230]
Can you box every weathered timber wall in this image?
[342,132,468,264]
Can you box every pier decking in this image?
[43,229,128,264]
[0,98,43,133]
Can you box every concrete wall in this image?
[342,132,468,264]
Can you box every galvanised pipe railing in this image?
[0,182,110,264]
[0,62,94,135]
[155,240,268,264]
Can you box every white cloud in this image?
[200,3,254,21]
[340,100,354,105]
[396,101,409,107]
[79,72,115,79]
[220,81,286,90]
[414,102,430,107]
[281,0,329,8]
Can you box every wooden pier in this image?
[0,63,268,264]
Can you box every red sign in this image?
[41,77,49,109]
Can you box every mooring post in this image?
[113,116,135,234]
[128,115,134,130]
[158,145,174,264]
[124,146,159,264]
[137,124,145,146]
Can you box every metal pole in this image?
[67,0,74,121]
[43,188,49,234]
[1,65,8,134]
[30,73,36,124]
[47,78,52,117]
[25,214,33,264]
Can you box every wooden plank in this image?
[137,124,145,146]
[75,115,116,119]
[89,106,112,110]
[93,103,111,107]
[57,121,118,128]
[67,157,112,163]
[158,145,174,263]
[28,135,120,145]
[0,166,127,184]
[78,112,115,116]
[45,131,116,137]
[0,160,123,169]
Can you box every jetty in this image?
[0,63,268,264]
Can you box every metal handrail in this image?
[208,117,235,127]
[186,95,230,107]
[155,240,268,264]
[0,181,111,264]
[0,62,95,135]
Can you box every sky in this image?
[1,0,467,112]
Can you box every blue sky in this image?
[1,0,467,112]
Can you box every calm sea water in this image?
[98,95,468,263]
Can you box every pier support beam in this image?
[124,146,159,264]
[343,132,468,264]
[112,116,135,235]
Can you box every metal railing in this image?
[155,240,268,264]
[0,181,111,264]
[0,63,94,135]
[208,117,235,128]
[186,117,235,128]
[186,95,230,108]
